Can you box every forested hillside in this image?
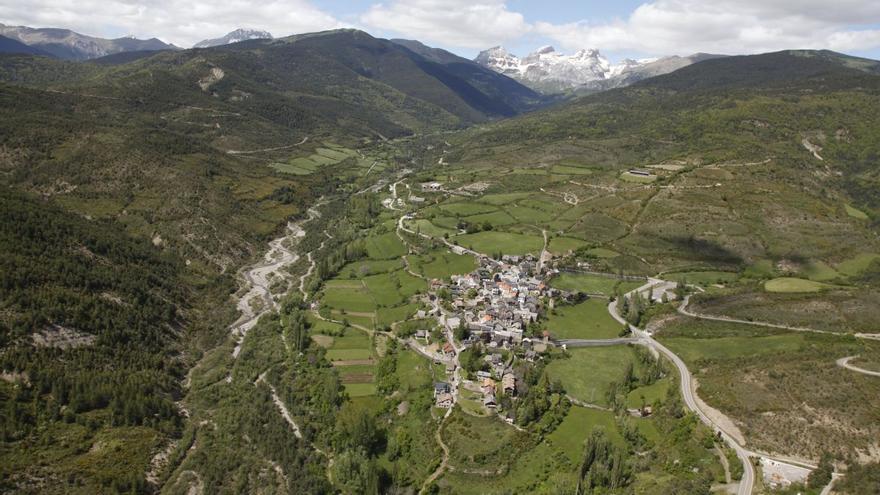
[0,190,200,492]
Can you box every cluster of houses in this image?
[441,256,554,349]
[424,255,562,410]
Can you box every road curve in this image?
[837,356,880,377]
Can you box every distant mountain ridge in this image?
[194,28,273,48]
[474,45,724,93]
[0,23,177,60]
[0,34,52,57]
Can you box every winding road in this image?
[608,280,756,495]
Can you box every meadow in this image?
[546,299,623,339]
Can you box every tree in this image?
[332,449,380,495]
[454,320,470,342]
[807,453,834,488]
[577,429,630,493]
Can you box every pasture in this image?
[546,299,622,340]
[546,346,638,406]
[455,231,544,256]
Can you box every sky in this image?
[2,0,880,62]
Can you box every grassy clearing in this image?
[546,299,622,339]
[764,277,829,293]
[836,253,880,278]
[845,204,869,220]
[442,410,530,471]
[455,231,544,256]
[311,334,334,348]
[546,406,624,463]
[802,261,841,282]
[550,273,642,296]
[626,379,670,409]
[408,250,477,279]
[546,346,638,406]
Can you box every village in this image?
[409,252,563,417]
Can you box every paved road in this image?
[555,338,639,347]
[609,280,756,495]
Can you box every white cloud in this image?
[360,0,529,49]
[0,0,346,47]
[534,0,880,57]
[0,0,878,57]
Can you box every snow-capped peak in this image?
[194,28,273,49]
[473,44,687,93]
[476,45,623,92]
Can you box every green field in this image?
[466,210,517,227]
[377,303,419,327]
[620,171,657,183]
[406,218,456,237]
[344,383,378,397]
[322,284,377,312]
[546,299,622,339]
[546,346,638,406]
[764,277,829,293]
[439,201,498,216]
[455,231,544,256]
[337,259,403,278]
[836,253,880,278]
[408,250,477,279]
[365,231,408,259]
[505,205,556,224]
[626,379,671,409]
[550,273,642,296]
[547,236,588,255]
[270,144,359,175]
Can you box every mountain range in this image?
[0,22,178,60]
[474,45,723,93]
